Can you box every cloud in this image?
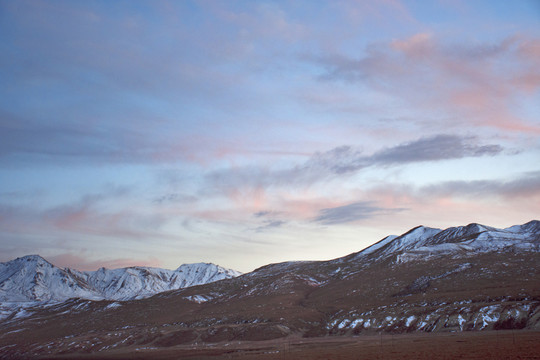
[253,220,287,233]
[313,201,406,225]
[251,210,288,232]
[153,193,198,204]
[299,170,540,232]
[2,3,536,170]
[0,185,179,243]
[0,1,294,167]
[253,210,283,218]
[370,134,503,165]
[205,134,505,193]
[45,201,171,240]
[298,134,503,175]
[0,109,169,166]
[311,33,540,133]
[420,171,540,199]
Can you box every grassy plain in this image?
[44,330,540,360]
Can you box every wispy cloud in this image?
[313,201,406,225]
[153,193,198,204]
[205,134,505,191]
[420,171,540,199]
[253,219,287,233]
[313,134,503,174]
[0,1,295,167]
[369,134,503,165]
[0,186,175,242]
[253,210,282,218]
[0,1,538,271]
[311,33,540,133]
[250,210,288,232]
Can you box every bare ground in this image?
[42,330,540,360]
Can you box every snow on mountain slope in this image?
[356,220,540,263]
[175,263,242,288]
[505,220,540,235]
[84,267,180,301]
[369,226,442,256]
[0,256,241,304]
[84,263,242,301]
[0,255,100,303]
[358,235,398,256]
[355,226,441,261]
[1,221,537,311]
[1,220,539,357]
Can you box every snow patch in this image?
[458,314,466,330]
[185,295,211,304]
[105,302,121,310]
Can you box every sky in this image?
[1,0,539,273]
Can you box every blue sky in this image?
[1,0,539,272]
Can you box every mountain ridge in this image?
[0,255,241,304]
[2,220,538,305]
[1,220,539,358]
[353,220,540,263]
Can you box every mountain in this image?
[1,220,539,359]
[82,262,241,301]
[364,221,539,263]
[0,255,101,303]
[350,220,540,264]
[0,256,241,304]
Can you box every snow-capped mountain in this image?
[356,220,540,263]
[0,255,101,303]
[0,256,241,303]
[83,262,241,300]
[1,220,539,359]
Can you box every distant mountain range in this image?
[0,255,241,303]
[1,220,539,358]
[353,220,540,262]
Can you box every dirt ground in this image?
[43,330,540,360]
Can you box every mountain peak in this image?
[390,220,540,263]
[519,220,540,232]
[2,221,539,358]
[176,262,215,271]
[403,225,441,236]
[462,222,498,233]
[0,257,241,303]
[9,255,55,270]
[16,254,49,263]
[357,220,540,264]
[381,226,441,252]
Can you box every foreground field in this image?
[46,330,540,360]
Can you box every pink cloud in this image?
[512,73,540,93]
[187,190,347,225]
[391,32,434,57]
[518,38,540,60]
[43,198,178,242]
[340,183,540,235]
[320,33,540,134]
